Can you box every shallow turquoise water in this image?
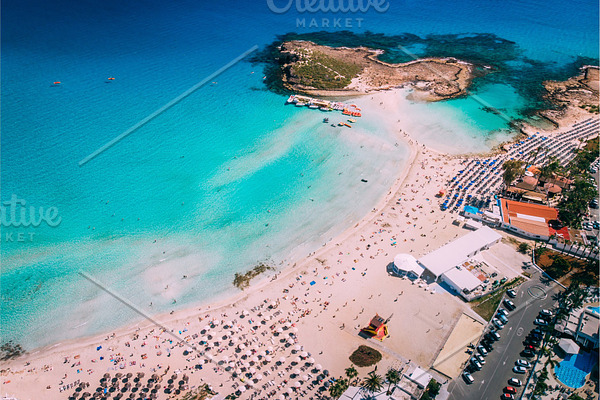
[1,0,598,349]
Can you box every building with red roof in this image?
[499,199,570,241]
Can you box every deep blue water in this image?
[1,0,598,349]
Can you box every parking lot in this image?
[448,267,563,400]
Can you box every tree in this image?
[502,160,525,190]
[345,366,359,385]
[518,242,531,254]
[540,157,561,180]
[558,177,598,227]
[329,378,349,399]
[547,256,571,278]
[361,371,384,395]
[385,368,401,395]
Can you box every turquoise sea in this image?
[1,0,598,349]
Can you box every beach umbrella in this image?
[279,356,286,363]
[259,350,266,357]
[222,356,229,362]
[314,364,322,370]
[255,374,263,380]
[287,338,295,345]
[302,375,309,381]
[252,356,259,363]
[265,355,272,362]
[279,395,286,400]
[276,328,283,334]
[239,386,246,393]
[307,357,315,364]
[323,370,330,376]
[249,367,256,374]
[295,382,301,388]
[294,369,301,375]
[300,351,308,358]
[267,346,273,352]
[294,356,301,363]
[238,344,245,350]
[284,322,292,328]
[245,350,252,357]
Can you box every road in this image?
[448,267,563,400]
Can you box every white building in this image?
[439,265,483,296]
[417,227,502,279]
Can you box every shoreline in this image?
[2,88,597,400]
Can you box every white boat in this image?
[295,102,306,107]
[308,104,319,109]
[287,95,295,103]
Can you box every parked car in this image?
[470,358,482,370]
[497,314,509,324]
[501,393,515,400]
[493,318,505,329]
[522,349,535,358]
[477,345,488,356]
[462,371,474,384]
[504,299,516,311]
[498,308,509,317]
[481,340,494,352]
[534,318,548,326]
[539,309,552,317]
[489,330,501,341]
[475,354,486,364]
[513,366,527,374]
[515,359,531,368]
[507,289,517,298]
[508,378,522,387]
[504,386,517,394]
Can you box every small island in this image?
[277,40,477,101]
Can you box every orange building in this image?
[499,199,569,240]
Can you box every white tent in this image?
[558,338,580,354]
[393,254,424,279]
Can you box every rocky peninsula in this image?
[277,40,478,101]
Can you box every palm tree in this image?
[545,356,559,370]
[329,378,348,399]
[385,368,401,395]
[345,366,359,385]
[362,371,384,395]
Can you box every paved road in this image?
[448,267,563,400]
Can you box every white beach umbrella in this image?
[300,351,308,358]
[222,356,229,362]
[259,350,266,357]
[228,362,236,368]
[203,325,211,331]
[238,344,245,350]
[279,356,286,363]
[307,357,315,364]
[249,367,256,374]
[287,338,295,345]
[295,382,301,388]
[284,322,292,328]
[245,350,252,357]
[294,369,301,375]
[314,364,322,370]
[239,386,246,393]
[294,344,301,351]
[255,374,263,380]
[265,355,272,362]
[230,337,238,343]
[302,375,309,381]
[276,328,283,334]
[279,395,285,400]
[294,356,301,363]
[252,356,259,363]
[267,346,273,352]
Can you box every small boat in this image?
[323,118,329,123]
[361,179,368,183]
[287,95,295,103]
[331,124,336,127]
[348,119,356,123]
[52,81,61,85]
[343,123,352,128]
[308,104,319,109]
[338,122,345,126]
[107,77,115,80]
[295,102,306,107]
[319,107,332,111]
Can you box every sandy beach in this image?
[0,88,585,400]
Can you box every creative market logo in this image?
[1,194,62,242]
[267,0,390,29]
